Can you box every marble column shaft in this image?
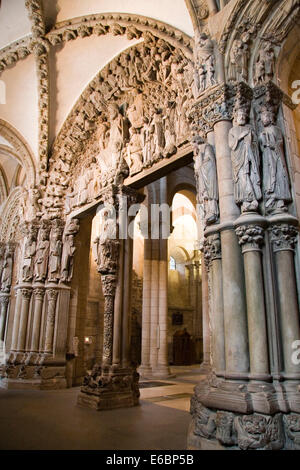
[16,288,32,353]
[213,120,249,378]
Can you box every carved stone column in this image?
[30,287,45,355]
[16,288,32,357]
[139,237,152,377]
[78,186,142,410]
[101,274,117,367]
[269,217,300,379]
[43,288,58,355]
[235,215,270,381]
[0,294,9,344]
[204,233,225,377]
[198,253,211,373]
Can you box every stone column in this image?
[214,118,249,379]
[9,288,23,355]
[16,288,32,355]
[43,288,58,354]
[235,215,270,380]
[101,275,117,368]
[112,240,124,367]
[269,218,300,378]
[204,233,225,377]
[149,239,159,372]
[121,234,134,368]
[199,254,211,373]
[0,294,10,344]
[155,236,171,377]
[30,288,45,355]
[139,237,152,377]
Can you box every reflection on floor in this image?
[140,364,205,412]
[0,364,206,450]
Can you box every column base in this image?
[151,365,176,379]
[77,365,140,411]
[138,365,153,379]
[198,361,212,375]
[187,403,300,450]
[0,361,67,390]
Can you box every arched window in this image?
[169,256,176,271]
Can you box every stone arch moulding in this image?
[0,186,26,243]
[221,0,300,86]
[0,119,36,188]
[0,12,193,76]
[43,29,195,219]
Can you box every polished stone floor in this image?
[0,365,205,450]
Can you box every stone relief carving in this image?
[60,219,79,284]
[93,209,119,275]
[258,106,292,214]
[193,32,216,96]
[193,136,219,226]
[254,41,276,85]
[20,224,38,283]
[42,37,193,218]
[235,224,264,252]
[269,224,298,252]
[34,221,50,282]
[229,104,262,212]
[190,401,299,450]
[283,414,300,450]
[0,244,14,293]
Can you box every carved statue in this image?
[194,32,216,95]
[142,116,153,167]
[229,38,249,82]
[193,137,219,225]
[254,41,275,85]
[93,209,119,275]
[98,103,127,177]
[1,246,13,292]
[20,186,41,222]
[34,223,50,282]
[48,223,63,283]
[259,107,291,213]
[126,127,143,176]
[163,94,177,157]
[60,219,79,283]
[21,225,37,282]
[228,106,262,212]
[150,108,165,162]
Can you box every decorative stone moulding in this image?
[46,13,193,57]
[189,81,252,138]
[189,398,300,450]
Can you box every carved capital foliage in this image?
[190,82,252,138]
[235,224,264,252]
[101,275,117,297]
[203,234,221,269]
[33,288,45,300]
[0,295,10,307]
[20,288,32,300]
[269,224,298,252]
[47,288,58,302]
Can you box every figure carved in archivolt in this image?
[254,41,276,85]
[194,32,216,96]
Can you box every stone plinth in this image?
[77,365,140,411]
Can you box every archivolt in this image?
[0,119,36,188]
[0,186,25,243]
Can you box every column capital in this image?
[189,82,253,138]
[101,274,117,297]
[253,80,297,112]
[234,213,267,253]
[204,233,221,269]
[269,223,298,253]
